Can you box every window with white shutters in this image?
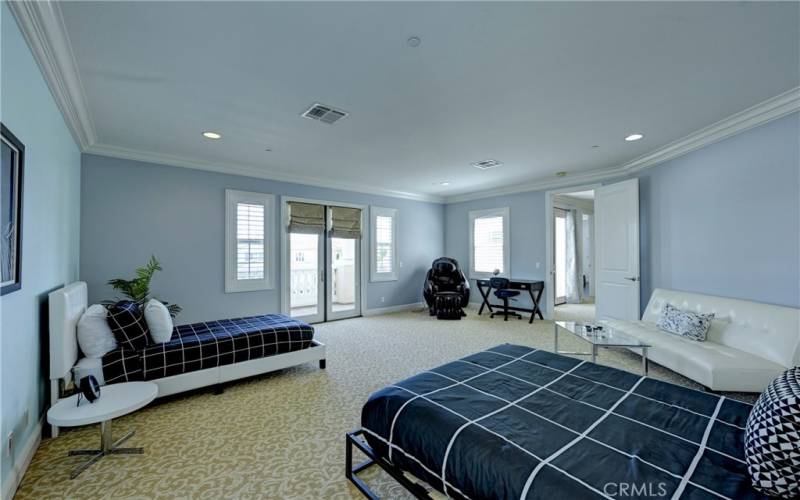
[370,207,398,281]
[226,190,275,292]
[469,207,510,279]
[236,203,265,280]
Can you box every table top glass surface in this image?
[555,321,650,348]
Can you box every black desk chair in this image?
[489,277,522,321]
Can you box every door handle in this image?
[624,277,639,282]
[319,270,324,283]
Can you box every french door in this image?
[287,203,361,323]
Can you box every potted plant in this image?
[103,255,181,317]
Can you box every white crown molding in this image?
[619,86,800,175]
[85,143,445,203]
[7,0,96,149]
[445,86,800,204]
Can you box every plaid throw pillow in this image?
[106,301,150,351]
[656,303,714,341]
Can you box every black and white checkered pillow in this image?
[745,367,800,498]
[106,301,150,351]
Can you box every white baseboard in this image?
[1,418,42,500]
[363,302,425,316]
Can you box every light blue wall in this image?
[80,154,445,324]
[446,112,800,315]
[0,4,82,489]
[637,112,799,309]
[445,190,548,312]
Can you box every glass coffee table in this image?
[554,321,650,376]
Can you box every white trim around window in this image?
[370,206,398,282]
[468,207,510,280]
[225,189,275,293]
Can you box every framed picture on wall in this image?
[1,123,24,295]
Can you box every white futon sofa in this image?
[603,288,800,392]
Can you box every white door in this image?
[289,231,325,323]
[595,179,640,320]
[326,235,361,321]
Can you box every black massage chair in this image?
[423,257,470,319]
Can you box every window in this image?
[370,206,398,281]
[468,207,510,279]
[226,190,275,292]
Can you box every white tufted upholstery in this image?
[604,288,800,392]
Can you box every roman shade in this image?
[288,202,325,233]
[330,206,361,239]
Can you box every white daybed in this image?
[48,282,326,436]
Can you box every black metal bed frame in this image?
[346,429,436,500]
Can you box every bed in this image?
[49,282,326,436]
[348,343,765,500]
[99,314,315,383]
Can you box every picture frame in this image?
[1,123,24,295]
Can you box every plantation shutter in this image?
[473,216,505,273]
[237,202,265,279]
[288,202,325,233]
[330,206,361,239]
[374,215,393,273]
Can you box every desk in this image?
[476,278,545,324]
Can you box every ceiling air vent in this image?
[472,159,503,170]
[302,103,348,124]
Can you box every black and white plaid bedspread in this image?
[361,344,765,500]
[102,314,314,384]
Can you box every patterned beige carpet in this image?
[16,308,756,499]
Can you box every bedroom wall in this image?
[80,154,445,323]
[0,4,82,494]
[445,111,800,315]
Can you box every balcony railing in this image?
[289,264,356,312]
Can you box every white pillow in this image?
[77,304,117,358]
[144,299,174,343]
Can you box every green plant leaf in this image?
[105,255,181,317]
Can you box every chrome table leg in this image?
[67,420,142,478]
[554,324,559,353]
[642,347,649,376]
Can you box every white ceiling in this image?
[55,1,799,201]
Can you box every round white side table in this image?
[47,381,158,478]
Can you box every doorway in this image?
[283,199,364,323]
[548,189,596,322]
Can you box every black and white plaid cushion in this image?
[106,301,150,351]
[100,348,143,384]
[101,314,314,383]
[745,367,800,498]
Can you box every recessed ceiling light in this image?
[440,181,451,186]
[265,148,272,152]
[407,36,421,48]
[202,131,221,140]
[624,133,644,142]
